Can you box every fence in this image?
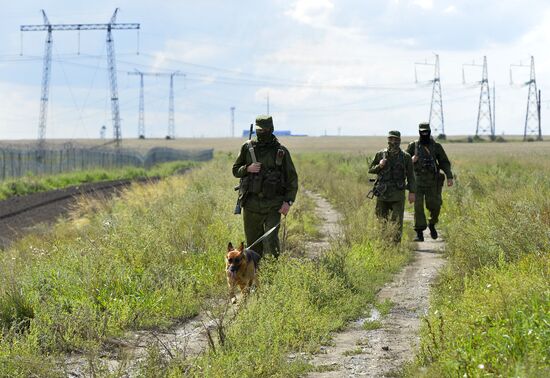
[0,146,213,181]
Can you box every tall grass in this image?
[0,153,412,377]
[155,153,411,377]
[411,156,550,377]
[0,160,197,200]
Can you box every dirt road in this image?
[307,217,446,377]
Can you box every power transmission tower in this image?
[128,71,185,139]
[510,56,543,141]
[415,54,445,138]
[21,9,140,147]
[230,106,236,137]
[128,70,146,138]
[464,57,494,138]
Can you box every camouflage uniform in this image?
[368,130,415,243]
[232,115,298,257]
[406,123,453,240]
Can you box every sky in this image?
[1,0,549,139]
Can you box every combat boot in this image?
[413,230,424,242]
[428,224,438,240]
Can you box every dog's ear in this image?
[227,242,234,252]
[238,242,244,252]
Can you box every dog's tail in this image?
[245,249,261,270]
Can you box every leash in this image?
[246,221,281,251]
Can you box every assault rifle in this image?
[234,124,256,214]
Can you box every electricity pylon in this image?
[463,56,494,138]
[415,54,445,138]
[21,9,140,147]
[128,71,185,139]
[510,56,543,141]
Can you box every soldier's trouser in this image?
[375,198,405,242]
[414,185,442,231]
[242,208,281,258]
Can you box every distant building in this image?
[241,130,306,137]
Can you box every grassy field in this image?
[0,151,413,377]
[407,153,550,377]
[0,160,197,201]
[1,137,548,376]
[3,136,548,155]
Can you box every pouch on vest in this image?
[262,170,282,199]
[249,173,263,194]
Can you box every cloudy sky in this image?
[1,0,549,139]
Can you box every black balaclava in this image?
[419,130,431,145]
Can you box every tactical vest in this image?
[241,143,286,200]
[415,141,438,176]
[379,150,406,190]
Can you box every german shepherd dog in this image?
[226,242,260,303]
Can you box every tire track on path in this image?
[306,213,446,377]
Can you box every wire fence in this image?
[0,145,213,181]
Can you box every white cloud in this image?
[443,5,458,14]
[411,0,434,10]
[285,0,334,27]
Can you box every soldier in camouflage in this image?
[232,115,298,258]
[406,122,454,241]
[369,130,416,243]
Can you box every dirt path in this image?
[307,216,446,377]
[303,190,342,259]
[65,190,343,376]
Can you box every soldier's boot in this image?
[413,230,424,242]
[428,224,438,240]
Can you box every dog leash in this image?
[246,221,281,251]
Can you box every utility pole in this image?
[230,106,236,137]
[464,56,494,138]
[266,92,270,115]
[128,70,185,139]
[21,8,140,147]
[415,54,445,138]
[511,56,542,141]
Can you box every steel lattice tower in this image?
[168,73,176,139]
[524,56,542,141]
[475,56,494,138]
[128,71,185,139]
[128,70,146,138]
[37,10,52,149]
[415,54,445,137]
[21,9,140,147]
[429,55,445,136]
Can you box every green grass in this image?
[409,156,550,377]
[154,153,412,377]
[0,153,414,377]
[0,155,320,376]
[0,160,197,201]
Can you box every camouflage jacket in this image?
[232,137,298,212]
[368,149,415,201]
[406,139,453,187]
